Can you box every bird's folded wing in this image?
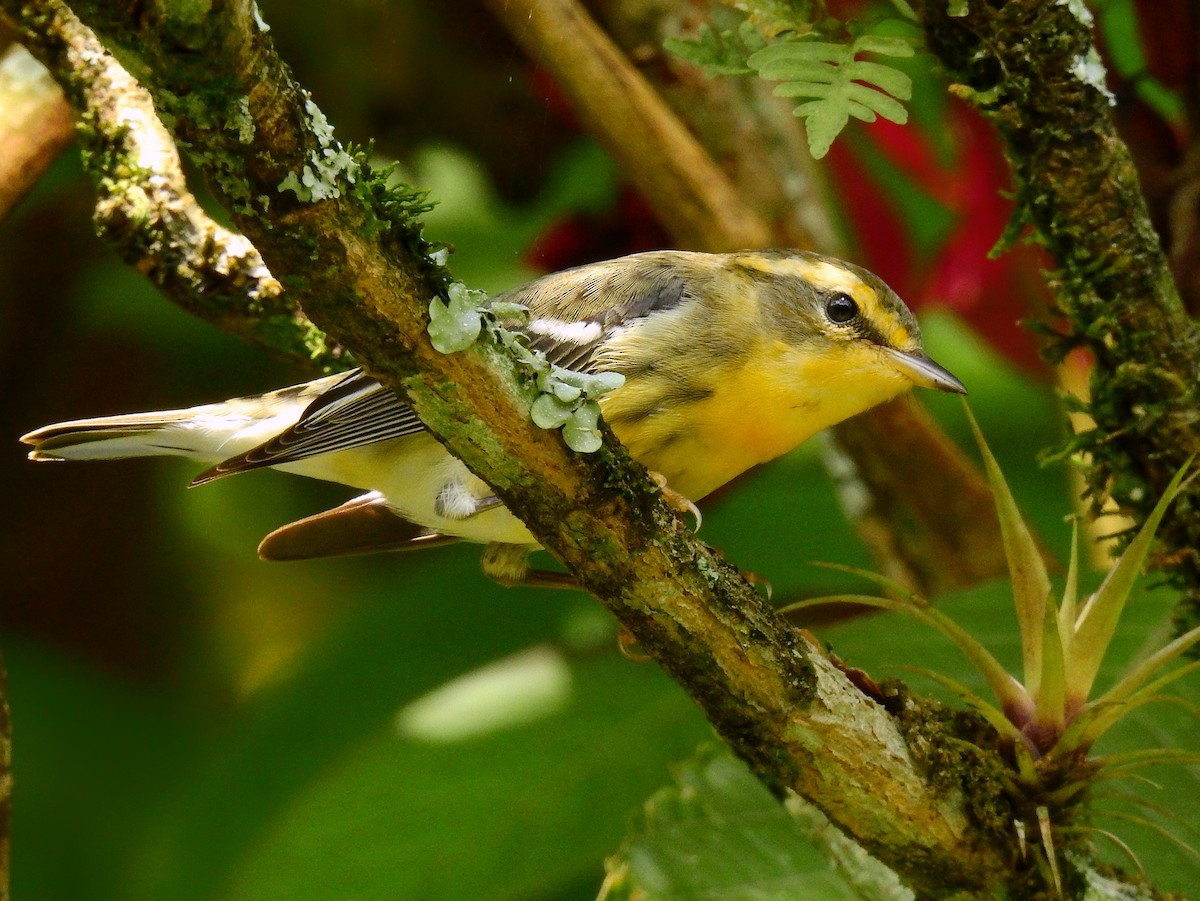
[192,369,425,484]
[257,491,458,561]
[196,260,690,484]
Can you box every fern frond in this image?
[747,34,914,157]
[663,21,765,77]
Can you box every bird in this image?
[21,249,965,588]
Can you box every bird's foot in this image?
[648,471,702,532]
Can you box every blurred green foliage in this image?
[2,1,1195,899]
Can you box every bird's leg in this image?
[647,471,702,531]
[480,542,578,590]
[433,480,578,588]
[481,544,654,659]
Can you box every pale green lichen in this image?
[252,1,271,33]
[1057,0,1114,107]
[231,95,254,144]
[277,94,359,202]
[1058,0,1094,28]
[1070,44,1115,107]
[515,344,623,453]
[427,282,485,353]
[426,286,624,453]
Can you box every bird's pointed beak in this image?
[885,348,967,394]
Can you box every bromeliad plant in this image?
[788,407,1200,877]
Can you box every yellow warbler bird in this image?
[21,250,964,587]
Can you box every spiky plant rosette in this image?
[786,406,1200,877]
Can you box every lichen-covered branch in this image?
[0,5,347,370]
[916,0,1200,630]
[0,43,72,222]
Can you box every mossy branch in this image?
[915,0,1200,632]
[0,6,340,369]
[0,0,1030,892]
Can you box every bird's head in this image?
[734,250,965,411]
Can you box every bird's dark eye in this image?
[825,292,859,324]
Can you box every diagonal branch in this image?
[2,0,1015,892]
[0,8,342,369]
[479,0,773,253]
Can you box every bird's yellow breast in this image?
[600,337,911,501]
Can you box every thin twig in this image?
[480,0,772,253]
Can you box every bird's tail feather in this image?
[20,408,227,462]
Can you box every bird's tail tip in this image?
[19,412,200,462]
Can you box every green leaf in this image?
[783,593,1033,722]
[965,403,1051,699]
[663,24,757,77]
[886,0,919,20]
[226,653,711,901]
[799,98,851,158]
[808,560,923,603]
[846,83,908,122]
[1029,598,1067,747]
[5,639,198,901]
[892,664,1028,750]
[1096,748,1200,776]
[751,42,847,72]
[602,750,862,900]
[1058,521,1081,668]
[1071,633,1200,750]
[1070,463,1190,702]
[852,35,916,57]
[845,60,913,99]
[821,577,1200,894]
